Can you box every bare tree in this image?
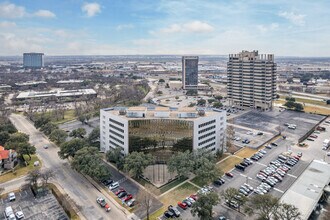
[41,169,55,185]
[136,186,158,220]
[25,170,41,188]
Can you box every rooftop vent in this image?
[119,109,127,115]
[198,109,205,116]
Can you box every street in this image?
[2,114,128,220]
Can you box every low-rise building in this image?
[16,89,97,100]
[0,146,17,171]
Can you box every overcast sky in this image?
[0,0,329,56]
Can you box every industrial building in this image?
[100,107,226,156]
[227,50,277,110]
[182,56,199,90]
[23,53,44,68]
[16,89,97,100]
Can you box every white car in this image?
[327,152,330,156]
[8,192,16,202]
[109,182,119,190]
[16,211,25,219]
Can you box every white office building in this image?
[100,107,226,155]
[23,53,44,68]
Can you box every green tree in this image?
[58,138,88,159]
[0,131,10,145]
[87,127,100,146]
[221,187,248,212]
[294,103,304,111]
[285,97,296,102]
[16,142,36,160]
[78,115,86,124]
[69,128,87,138]
[194,156,222,185]
[197,99,206,106]
[172,137,193,152]
[186,90,198,96]
[167,151,193,178]
[275,203,301,220]
[106,147,124,170]
[40,122,58,135]
[191,192,220,220]
[212,102,223,108]
[34,114,51,128]
[207,98,215,104]
[71,147,111,181]
[284,101,295,109]
[0,122,17,134]
[245,194,280,220]
[49,129,68,145]
[214,95,223,100]
[6,132,29,144]
[124,151,153,178]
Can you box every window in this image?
[110,118,124,127]
[109,135,124,145]
[198,136,216,146]
[198,119,216,128]
[198,125,216,134]
[198,131,216,140]
[109,129,124,139]
[110,124,124,133]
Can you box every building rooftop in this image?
[280,160,330,220]
[16,89,97,99]
[102,107,223,120]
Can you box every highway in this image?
[2,114,129,220]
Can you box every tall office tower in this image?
[23,53,44,68]
[227,50,277,110]
[182,56,199,90]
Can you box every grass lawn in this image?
[53,110,77,125]
[159,182,199,208]
[235,147,258,159]
[216,156,242,173]
[303,105,330,115]
[216,153,230,163]
[148,207,167,220]
[159,177,188,194]
[280,95,327,106]
[0,154,41,183]
[190,176,207,187]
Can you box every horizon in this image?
[0,1,330,57]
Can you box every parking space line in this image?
[273,188,284,193]
[256,162,267,167]
[287,173,297,178]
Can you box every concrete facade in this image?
[227,50,277,110]
[182,56,199,90]
[23,53,44,68]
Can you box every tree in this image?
[26,169,41,188]
[87,127,100,145]
[221,187,241,207]
[212,102,223,108]
[294,103,304,111]
[136,187,155,220]
[124,151,153,178]
[214,95,223,100]
[158,79,165,83]
[34,114,51,128]
[275,203,301,220]
[186,90,198,96]
[0,122,17,134]
[167,151,193,178]
[193,156,222,185]
[172,137,193,152]
[41,169,54,185]
[71,147,111,181]
[175,96,179,100]
[40,122,58,136]
[226,125,235,152]
[6,132,29,144]
[58,138,88,159]
[191,191,220,220]
[69,128,87,138]
[284,101,295,109]
[197,99,206,106]
[17,142,36,160]
[285,97,296,102]
[78,115,86,124]
[245,194,280,220]
[106,147,124,170]
[49,129,68,145]
[0,131,10,145]
[207,99,215,104]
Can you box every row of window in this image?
[109,129,124,139]
[109,140,120,148]
[110,124,124,133]
[198,119,216,128]
[110,118,124,127]
[203,141,216,149]
[198,131,216,140]
[198,125,216,134]
[198,136,216,146]
[109,135,124,145]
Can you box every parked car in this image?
[118,191,128,198]
[8,192,16,202]
[168,205,181,217]
[15,211,25,219]
[225,172,234,177]
[102,179,113,186]
[270,143,278,147]
[178,202,188,210]
[265,145,272,149]
[297,152,303,157]
[164,211,174,218]
[190,194,197,201]
[182,199,192,207]
[214,180,223,186]
[109,182,120,190]
[235,164,245,171]
[123,194,133,202]
[127,199,135,207]
[115,188,125,196]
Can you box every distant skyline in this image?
[0,0,329,56]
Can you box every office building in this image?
[227,50,277,110]
[100,107,226,156]
[182,56,199,90]
[23,53,44,68]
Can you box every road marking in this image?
[256,162,267,167]
[273,188,284,193]
[287,173,297,178]
[118,177,127,184]
[240,174,247,177]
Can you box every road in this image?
[3,114,128,220]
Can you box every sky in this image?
[0,0,329,56]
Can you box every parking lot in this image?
[0,189,68,220]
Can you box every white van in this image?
[109,182,119,190]
[5,206,16,220]
[8,192,16,201]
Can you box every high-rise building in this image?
[100,107,226,155]
[227,50,277,110]
[182,56,199,90]
[23,53,44,68]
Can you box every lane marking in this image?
[273,188,284,193]
[256,162,267,167]
[287,173,297,178]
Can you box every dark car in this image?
[164,210,174,218]
[214,180,223,186]
[118,191,127,198]
[168,205,180,217]
[218,178,225,184]
[270,143,278,147]
[235,164,245,171]
[240,162,249,167]
[102,179,113,186]
[225,172,234,177]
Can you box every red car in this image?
[190,194,197,201]
[310,134,318,138]
[115,188,125,196]
[178,202,188,210]
[293,155,300,160]
[225,172,234,178]
[124,194,133,202]
[104,203,111,212]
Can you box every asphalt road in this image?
[3,114,128,220]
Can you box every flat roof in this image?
[280,160,330,220]
[17,89,97,99]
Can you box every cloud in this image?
[0,2,25,18]
[0,21,16,28]
[278,11,305,26]
[34,10,56,18]
[116,24,134,31]
[257,23,279,33]
[158,20,214,34]
[82,2,101,17]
